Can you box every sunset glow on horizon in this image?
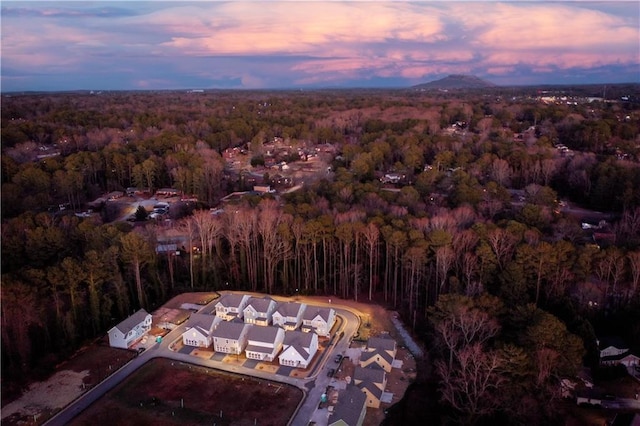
[2,1,639,91]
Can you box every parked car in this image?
[334,354,343,363]
[327,368,335,377]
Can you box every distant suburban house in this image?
[328,385,367,426]
[243,296,278,326]
[353,366,387,408]
[598,336,639,367]
[360,336,397,372]
[272,301,307,331]
[245,325,285,361]
[278,330,318,368]
[212,321,250,354]
[214,294,251,321]
[301,306,336,337]
[108,309,152,349]
[155,188,181,197]
[182,313,221,348]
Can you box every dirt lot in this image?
[69,358,302,426]
[1,344,136,425]
[1,292,217,426]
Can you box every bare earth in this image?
[68,358,302,426]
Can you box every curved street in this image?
[44,293,362,426]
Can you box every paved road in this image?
[44,292,362,426]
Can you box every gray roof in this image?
[245,344,274,354]
[367,336,396,352]
[216,293,248,308]
[328,385,366,426]
[115,309,150,334]
[212,321,248,340]
[283,330,314,347]
[245,296,275,313]
[302,306,333,321]
[282,330,315,358]
[247,325,281,343]
[357,380,383,399]
[185,313,217,331]
[360,348,394,365]
[354,366,385,384]
[275,301,306,317]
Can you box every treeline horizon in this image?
[2,89,639,424]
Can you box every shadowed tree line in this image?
[2,89,640,423]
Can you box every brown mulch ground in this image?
[68,358,302,426]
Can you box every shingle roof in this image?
[302,306,333,321]
[185,313,218,331]
[275,301,306,317]
[357,380,383,399]
[360,349,394,365]
[245,296,275,313]
[216,293,247,308]
[115,309,150,334]
[212,321,247,340]
[247,325,281,343]
[367,336,396,352]
[354,366,385,384]
[328,385,366,426]
[283,330,314,347]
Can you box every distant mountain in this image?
[412,74,496,90]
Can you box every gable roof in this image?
[354,366,385,384]
[302,306,333,322]
[367,336,396,352]
[357,380,384,399]
[282,330,316,359]
[216,293,248,308]
[115,309,150,334]
[361,348,394,366]
[247,325,281,343]
[329,385,367,426]
[245,296,275,313]
[283,330,314,347]
[275,301,306,317]
[185,313,218,331]
[601,351,639,363]
[212,321,248,340]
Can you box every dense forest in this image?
[2,86,640,424]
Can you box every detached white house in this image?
[278,330,318,368]
[272,301,307,331]
[243,296,277,326]
[598,336,639,367]
[212,321,250,354]
[108,309,152,349]
[182,313,221,347]
[214,293,250,321]
[301,306,336,337]
[245,325,285,361]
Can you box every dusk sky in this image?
[2,1,639,91]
